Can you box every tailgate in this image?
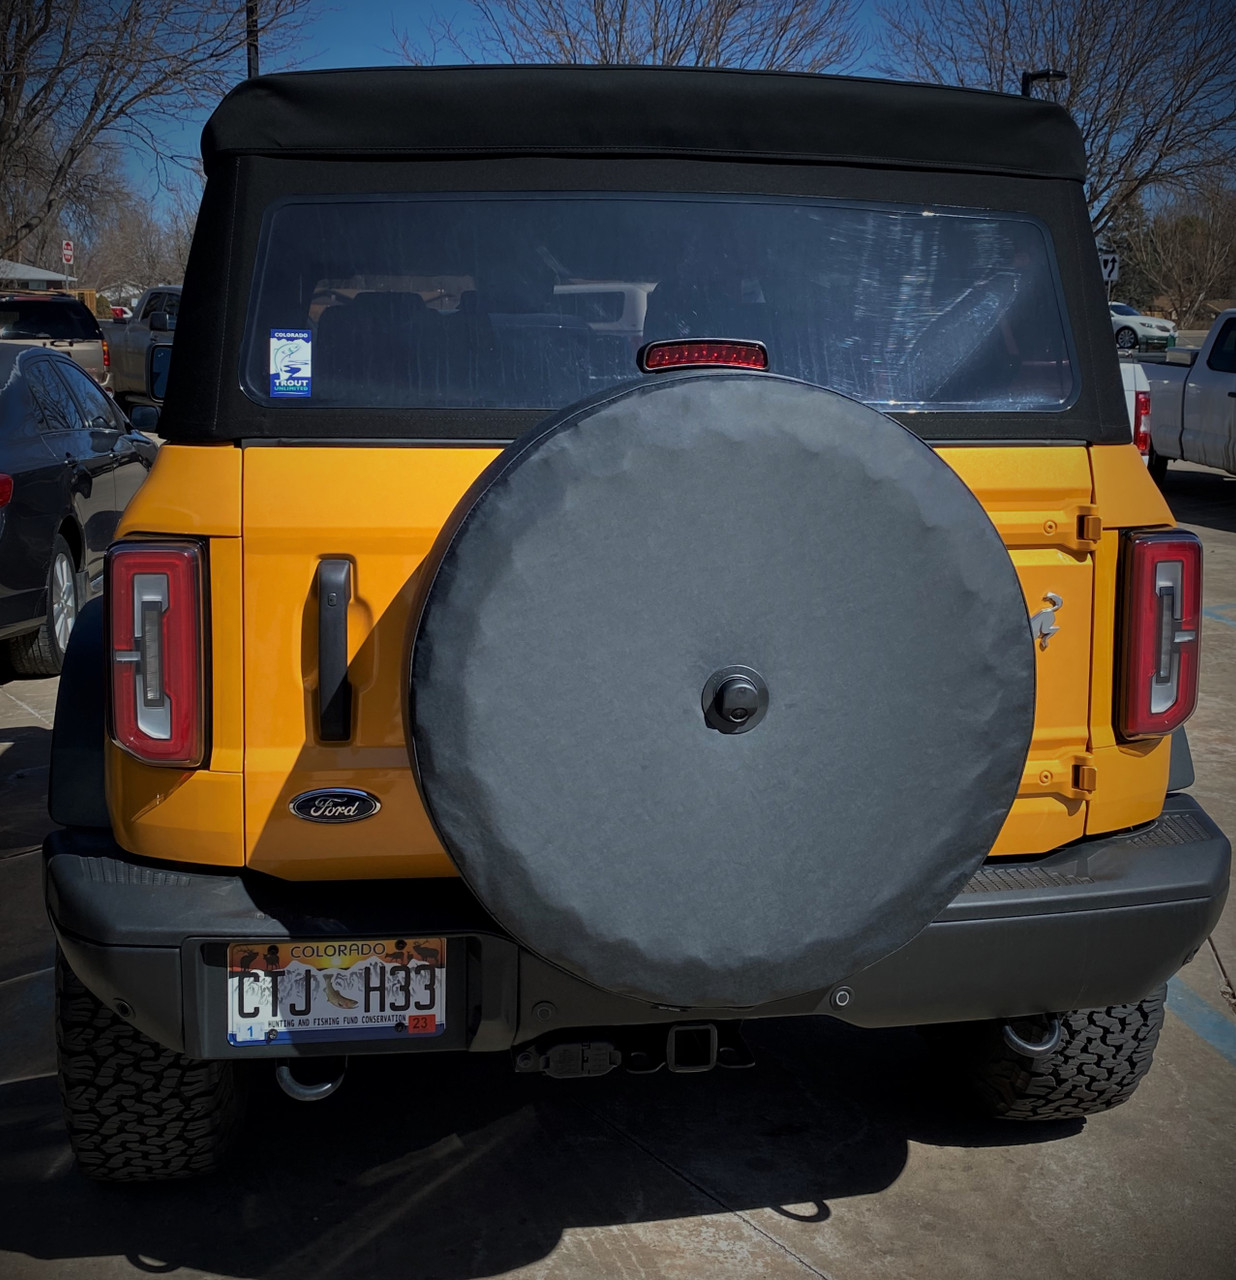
[241,442,1162,878]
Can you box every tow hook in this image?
[275,1056,347,1101]
[1001,1016,1064,1059]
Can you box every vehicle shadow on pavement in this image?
[0,724,54,860]
[0,1014,1081,1279]
[1164,466,1236,535]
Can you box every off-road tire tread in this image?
[5,623,60,676]
[973,990,1166,1121]
[56,950,244,1181]
[7,536,74,676]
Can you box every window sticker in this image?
[270,329,312,397]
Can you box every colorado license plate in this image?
[227,937,445,1047]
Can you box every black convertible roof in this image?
[202,65,1086,182]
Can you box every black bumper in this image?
[45,793,1230,1058]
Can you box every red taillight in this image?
[101,336,110,369]
[1118,531,1201,740]
[0,474,12,509]
[1133,390,1151,455]
[107,541,205,767]
[638,339,769,372]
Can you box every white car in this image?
[1110,302,1176,352]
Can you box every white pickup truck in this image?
[108,285,179,407]
[1140,309,1236,480]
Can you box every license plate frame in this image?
[226,937,446,1048]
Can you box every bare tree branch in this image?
[394,0,866,73]
[1119,181,1236,327]
[0,0,313,262]
[875,0,1236,236]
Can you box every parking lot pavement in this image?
[0,466,1233,1280]
[1162,464,1236,1025]
[0,677,57,1089]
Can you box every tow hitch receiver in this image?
[667,1022,718,1073]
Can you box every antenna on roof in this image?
[1021,69,1068,97]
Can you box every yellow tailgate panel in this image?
[938,448,1095,854]
[242,447,499,879]
[239,440,1171,880]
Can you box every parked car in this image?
[44,67,1228,1183]
[1140,308,1236,480]
[109,285,178,408]
[0,348,155,675]
[0,291,112,391]
[1110,302,1176,352]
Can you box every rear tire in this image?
[6,535,78,676]
[1147,446,1169,485]
[56,949,245,1181]
[954,991,1166,1121]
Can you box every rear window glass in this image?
[0,299,101,341]
[243,195,1076,413]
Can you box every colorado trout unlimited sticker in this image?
[270,329,312,397]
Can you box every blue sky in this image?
[133,0,883,198]
[293,0,476,70]
[135,1,473,190]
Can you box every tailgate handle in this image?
[317,559,352,742]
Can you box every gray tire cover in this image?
[409,372,1035,1008]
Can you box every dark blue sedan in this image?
[0,348,156,675]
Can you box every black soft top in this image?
[166,65,1128,445]
[202,65,1085,181]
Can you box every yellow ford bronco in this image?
[44,67,1230,1181]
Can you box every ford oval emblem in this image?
[289,789,381,824]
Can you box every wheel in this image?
[1147,446,1168,485]
[6,535,78,676]
[56,949,246,1181]
[951,990,1166,1121]
[1114,326,1139,352]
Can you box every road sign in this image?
[61,240,73,265]
[1098,251,1119,283]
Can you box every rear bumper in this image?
[45,793,1229,1058]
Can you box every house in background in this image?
[0,258,75,291]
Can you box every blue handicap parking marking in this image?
[1167,977,1236,1069]
[1202,604,1236,629]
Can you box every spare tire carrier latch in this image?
[702,665,769,734]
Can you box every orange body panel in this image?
[108,444,245,864]
[241,446,499,879]
[938,448,1094,854]
[117,444,242,538]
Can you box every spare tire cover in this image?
[409,372,1035,1009]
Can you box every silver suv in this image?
[0,292,111,390]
